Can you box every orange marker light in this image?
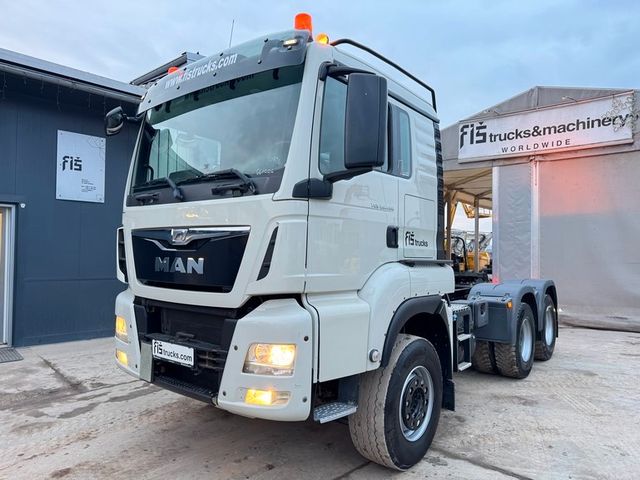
[315,33,329,45]
[167,66,179,74]
[294,12,313,34]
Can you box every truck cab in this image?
[109,18,557,470]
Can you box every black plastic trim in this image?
[381,295,454,410]
[399,259,452,266]
[117,227,128,282]
[292,178,333,199]
[386,226,399,248]
[324,167,371,183]
[434,123,445,260]
[318,62,372,80]
[154,374,215,404]
[381,295,444,367]
[257,227,278,280]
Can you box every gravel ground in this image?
[1,325,639,479]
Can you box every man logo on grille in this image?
[170,228,189,245]
[155,256,204,275]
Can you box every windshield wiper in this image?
[134,176,184,202]
[178,168,257,195]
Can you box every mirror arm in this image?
[125,113,143,124]
[318,62,373,81]
[324,167,372,183]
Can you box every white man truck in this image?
[107,15,558,470]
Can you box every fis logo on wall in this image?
[56,131,105,203]
[457,92,636,162]
[164,54,239,89]
[61,156,82,171]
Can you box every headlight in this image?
[243,343,296,376]
[115,316,129,342]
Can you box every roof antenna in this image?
[228,19,235,48]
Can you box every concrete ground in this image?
[1,326,639,480]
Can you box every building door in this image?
[0,205,15,345]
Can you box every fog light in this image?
[115,315,128,342]
[243,343,296,376]
[244,389,290,406]
[115,349,128,366]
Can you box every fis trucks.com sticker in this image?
[164,54,239,89]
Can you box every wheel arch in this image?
[543,284,559,342]
[381,296,454,410]
[520,292,539,330]
[546,284,558,311]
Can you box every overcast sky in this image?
[1,0,638,127]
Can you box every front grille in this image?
[135,297,247,402]
[197,350,226,371]
[135,295,299,402]
[131,227,249,292]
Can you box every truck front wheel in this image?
[348,334,442,470]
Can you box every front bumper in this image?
[114,290,313,421]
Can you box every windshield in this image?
[130,65,303,202]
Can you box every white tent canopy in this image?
[440,85,640,318]
[443,167,492,210]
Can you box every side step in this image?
[313,402,357,424]
[457,361,472,371]
[452,303,475,372]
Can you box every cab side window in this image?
[319,78,410,177]
[319,77,347,175]
[389,104,412,177]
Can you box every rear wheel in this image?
[494,303,535,379]
[535,294,557,361]
[349,334,442,470]
[471,340,496,374]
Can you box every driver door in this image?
[305,75,398,294]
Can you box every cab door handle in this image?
[386,226,399,248]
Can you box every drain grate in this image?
[0,347,23,363]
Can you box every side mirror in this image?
[105,106,126,136]
[344,73,387,170]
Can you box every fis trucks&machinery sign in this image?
[458,92,636,162]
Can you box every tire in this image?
[349,334,443,470]
[472,340,497,374]
[535,294,557,361]
[494,303,535,379]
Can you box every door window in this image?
[389,105,412,177]
[318,77,347,175]
[318,78,412,177]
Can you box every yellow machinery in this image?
[466,250,490,272]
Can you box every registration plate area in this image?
[152,339,195,368]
